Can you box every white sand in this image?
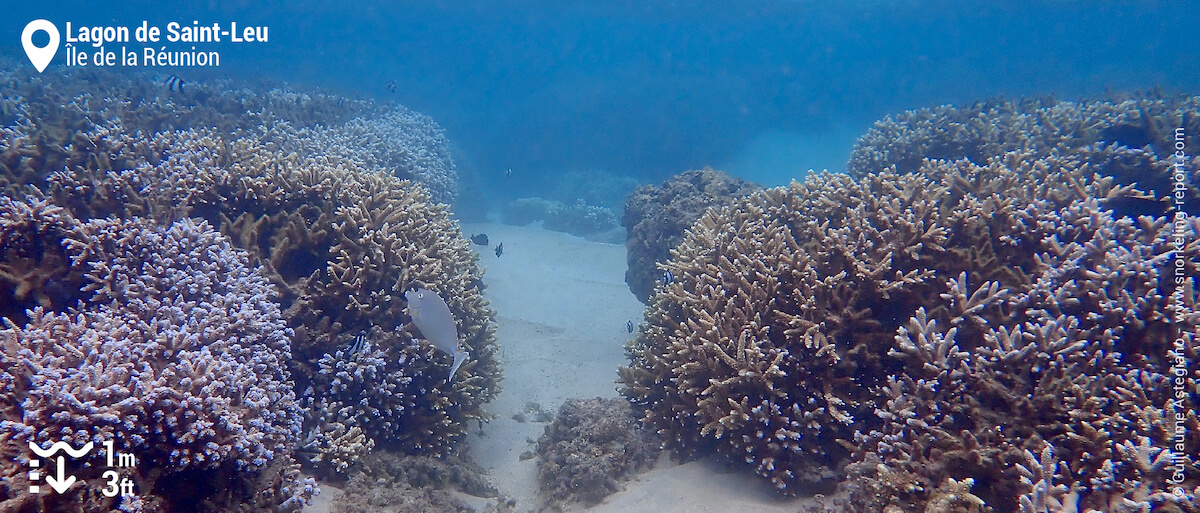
[463,223,805,513]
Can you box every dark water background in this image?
[5,1,1198,207]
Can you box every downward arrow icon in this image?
[44,456,75,493]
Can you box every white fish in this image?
[405,288,469,382]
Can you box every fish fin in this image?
[448,350,469,383]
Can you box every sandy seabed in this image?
[308,223,805,513]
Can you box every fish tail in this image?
[448,350,469,382]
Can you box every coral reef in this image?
[0,203,312,511]
[847,94,1200,215]
[503,197,620,237]
[549,169,641,213]
[500,169,636,241]
[535,397,661,508]
[618,150,1199,510]
[278,109,459,204]
[0,61,357,196]
[44,120,501,457]
[0,63,496,509]
[621,167,761,303]
[332,450,497,513]
[0,60,458,206]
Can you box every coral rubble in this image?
[621,167,762,303]
[535,397,661,508]
[503,197,621,237]
[618,149,1199,511]
[331,450,497,513]
[501,169,638,241]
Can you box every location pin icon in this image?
[22,20,60,73]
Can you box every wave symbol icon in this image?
[29,441,94,459]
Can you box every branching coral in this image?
[44,121,500,456]
[0,196,85,323]
[300,418,376,477]
[0,207,311,511]
[619,149,1199,510]
[0,59,457,208]
[847,199,1198,509]
[0,60,490,513]
[621,167,762,303]
[315,109,458,204]
[847,95,1200,215]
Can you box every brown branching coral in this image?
[619,148,1198,511]
[620,169,963,493]
[1,63,496,499]
[45,122,500,456]
[847,94,1200,215]
[0,197,84,323]
[622,167,762,303]
[299,419,376,477]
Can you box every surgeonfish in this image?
[470,233,489,246]
[405,288,468,382]
[495,243,504,257]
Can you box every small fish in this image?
[164,75,185,92]
[470,233,489,246]
[344,330,370,356]
[495,243,504,257]
[505,168,512,178]
[405,288,468,382]
[661,270,674,286]
[387,80,397,93]
[626,320,634,333]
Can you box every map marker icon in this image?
[22,20,59,73]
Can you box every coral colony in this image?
[619,96,1200,511]
[622,167,762,303]
[0,63,498,511]
[1,203,313,511]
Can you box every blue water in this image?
[3,3,1198,511]
[6,1,1196,202]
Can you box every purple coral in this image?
[276,107,459,204]
[0,209,309,511]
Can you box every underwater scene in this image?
[0,1,1198,512]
